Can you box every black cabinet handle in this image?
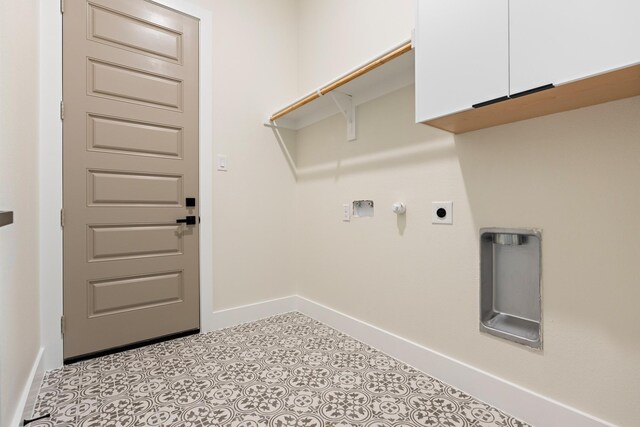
[472,96,510,109]
[472,83,554,109]
[509,83,555,99]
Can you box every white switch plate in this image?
[432,201,453,225]
[217,154,228,171]
[342,204,351,222]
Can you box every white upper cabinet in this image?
[416,0,640,125]
[509,0,640,95]
[415,0,509,122]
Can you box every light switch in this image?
[217,154,228,171]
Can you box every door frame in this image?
[39,0,214,370]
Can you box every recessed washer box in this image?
[480,228,542,349]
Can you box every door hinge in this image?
[60,0,64,14]
[60,209,64,228]
[60,316,65,337]
[60,101,64,120]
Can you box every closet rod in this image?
[270,41,413,122]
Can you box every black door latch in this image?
[176,216,197,225]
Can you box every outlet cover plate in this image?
[217,154,228,171]
[342,204,351,222]
[432,201,453,225]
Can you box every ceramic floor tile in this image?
[32,312,530,427]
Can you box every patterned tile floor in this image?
[31,312,530,427]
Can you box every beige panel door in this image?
[63,0,200,360]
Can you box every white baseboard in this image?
[295,296,615,427]
[11,347,45,427]
[206,296,297,331]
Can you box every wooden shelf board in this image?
[269,41,414,130]
[423,63,640,134]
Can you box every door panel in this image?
[63,0,199,360]
[416,0,509,122]
[88,115,183,159]
[88,271,184,317]
[87,223,184,262]
[88,59,184,110]
[87,170,184,206]
[88,3,183,62]
[510,0,640,94]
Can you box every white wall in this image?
[208,0,298,310]
[0,1,42,426]
[294,3,640,426]
[297,0,414,94]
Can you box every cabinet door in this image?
[416,0,509,122]
[510,0,640,95]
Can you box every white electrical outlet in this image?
[217,154,228,171]
[432,201,453,225]
[342,204,351,222]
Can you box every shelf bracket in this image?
[329,91,356,141]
